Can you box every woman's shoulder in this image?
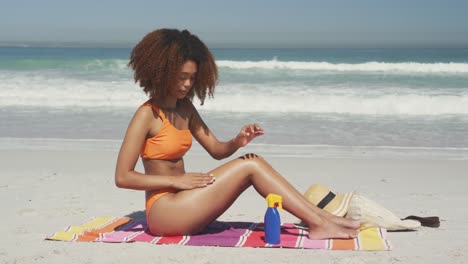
[134,101,160,121]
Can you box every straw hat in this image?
[345,193,421,231]
[302,184,421,231]
[303,184,354,217]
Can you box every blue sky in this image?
[1,0,468,48]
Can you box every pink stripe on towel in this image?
[46,217,391,251]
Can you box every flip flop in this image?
[402,215,440,228]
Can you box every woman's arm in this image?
[114,105,215,190]
[189,102,264,160]
[114,106,171,190]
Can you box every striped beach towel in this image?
[46,217,391,250]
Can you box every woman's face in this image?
[172,60,197,99]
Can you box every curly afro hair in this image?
[128,28,218,105]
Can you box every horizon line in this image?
[1,40,468,49]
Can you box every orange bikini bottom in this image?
[145,188,177,218]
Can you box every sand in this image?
[1,141,468,264]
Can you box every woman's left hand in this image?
[233,123,265,147]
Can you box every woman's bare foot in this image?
[307,220,359,240]
[329,215,361,229]
[298,216,360,231]
[317,209,361,229]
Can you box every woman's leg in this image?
[148,153,358,239]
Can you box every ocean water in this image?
[1,47,468,158]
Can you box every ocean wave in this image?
[217,60,468,74]
[1,72,467,116]
[0,58,131,74]
[1,85,467,116]
[0,75,147,108]
[4,58,468,75]
[196,93,468,115]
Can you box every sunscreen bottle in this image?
[264,193,283,244]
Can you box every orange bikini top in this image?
[140,101,192,160]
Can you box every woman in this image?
[115,28,359,239]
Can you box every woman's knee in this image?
[236,153,267,172]
[237,152,263,161]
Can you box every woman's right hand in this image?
[172,173,215,190]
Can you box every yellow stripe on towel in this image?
[358,227,389,251]
[47,217,117,241]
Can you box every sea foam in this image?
[217,60,468,74]
[1,73,467,115]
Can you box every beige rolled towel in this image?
[345,193,421,231]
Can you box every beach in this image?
[1,46,468,263]
[1,139,468,264]
[3,0,468,261]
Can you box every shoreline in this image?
[2,137,468,160]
